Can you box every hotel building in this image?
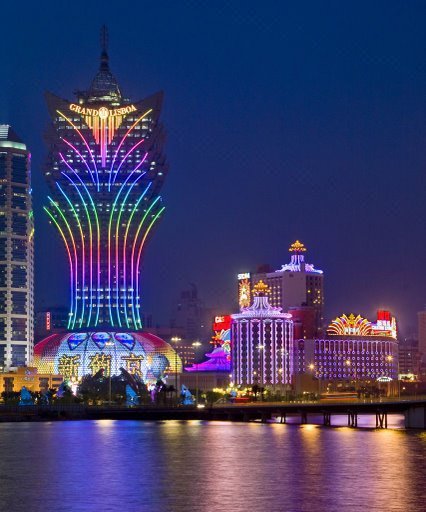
[0,125,34,369]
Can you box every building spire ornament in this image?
[252,280,270,296]
[275,239,323,274]
[100,25,109,70]
[289,240,307,253]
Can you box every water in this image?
[0,420,424,512]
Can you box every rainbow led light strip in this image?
[46,100,165,330]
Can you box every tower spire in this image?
[100,25,109,70]
[80,25,122,103]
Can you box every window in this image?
[0,292,7,313]
[12,213,27,236]
[0,185,7,207]
[11,239,26,261]
[12,187,27,210]
[11,155,27,184]
[0,213,6,234]
[0,344,5,367]
[12,265,26,288]
[11,319,26,341]
[11,345,26,366]
[39,377,49,391]
[12,292,26,314]
[4,377,14,392]
[0,265,6,286]
[0,154,6,179]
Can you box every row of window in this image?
[0,344,26,367]
[0,154,28,184]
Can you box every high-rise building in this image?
[43,27,167,330]
[417,309,426,361]
[34,29,181,383]
[0,125,34,369]
[231,281,294,387]
[170,284,212,343]
[237,240,324,334]
[398,337,420,377]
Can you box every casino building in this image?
[231,281,294,387]
[295,311,399,389]
[35,29,180,382]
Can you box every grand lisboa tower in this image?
[34,29,181,382]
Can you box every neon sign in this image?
[238,272,250,280]
[46,312,51,331]
[238,279,251,309]
[68,103,138,166]
[213,315,231,331]
[69,103,137,117]
[327,311,397,339]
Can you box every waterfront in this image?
[0,420,424,512]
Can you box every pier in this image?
[0,398,425,429]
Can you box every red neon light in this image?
[213,315,231,331]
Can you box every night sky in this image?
[1,1,425,333]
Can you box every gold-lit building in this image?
[0,367,63,394]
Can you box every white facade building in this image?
[231,281,293,387]
[0,125,34,369]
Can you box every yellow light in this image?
[289,240,307,253]
[252,280,270,296]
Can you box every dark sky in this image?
[1,1,425,333]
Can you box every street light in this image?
[171,336,182,404]
[386,354,399,398]
[345,359,357,392]
[257,345,265,400]
[192,341,202,404]
[308,363,320,398]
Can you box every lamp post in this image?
[280,348,287,399]
[257,345,264,400]
[345,359,357,395]
[386,354,396,398]
[108,370,112,405]
[308,363,320,399]
[277,368,283,397]
[192,341,202,404]
[171,336,182,404]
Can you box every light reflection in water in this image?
[0,420,423,512]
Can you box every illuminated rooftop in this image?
[0,124,26,150]
[275,240,323,274]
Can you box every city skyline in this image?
[1,2,426,332]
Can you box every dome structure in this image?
[34,331,181,384]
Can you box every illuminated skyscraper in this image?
[44,28,167,330]
[0,125,34,369]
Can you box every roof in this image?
[0,124,23,142]
[0,125,27,150]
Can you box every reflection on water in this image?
[0,420,424,512]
